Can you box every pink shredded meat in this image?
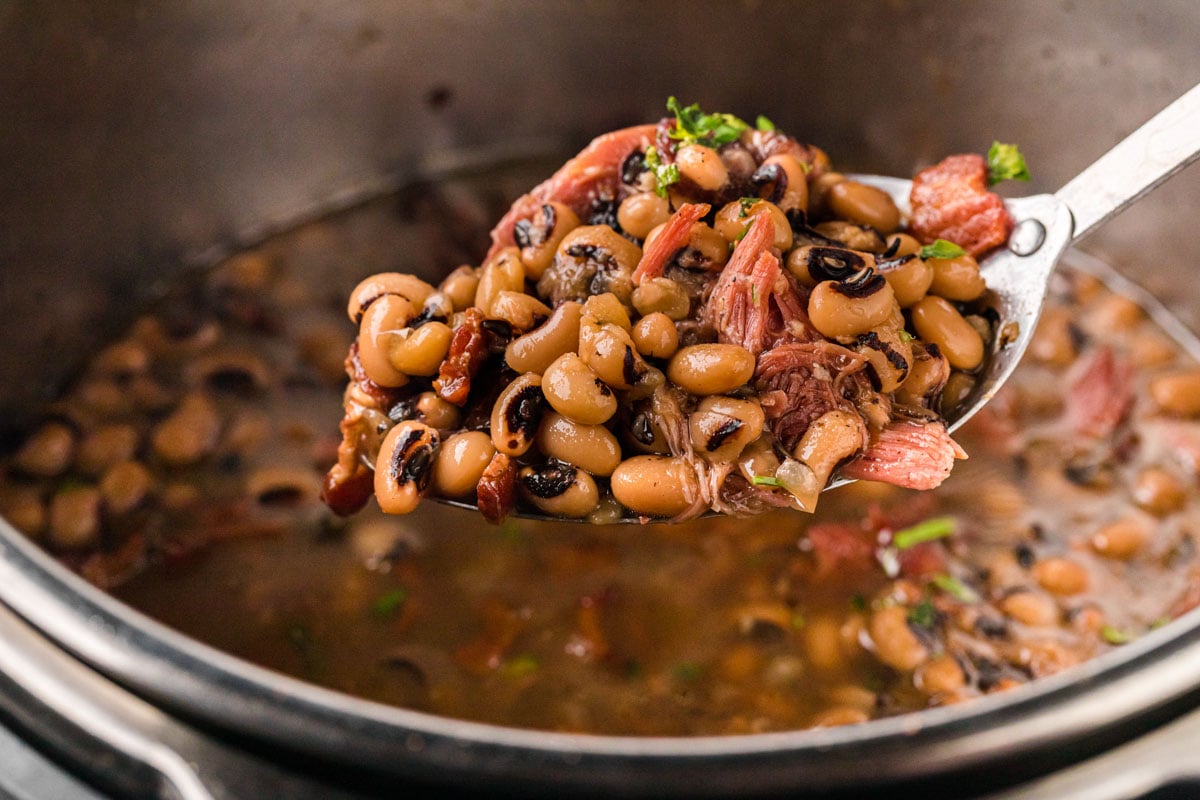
[754,342,868,451]
[909,154,1014,257]
[1063,345,1134,439]
[840,419,968,490]
[631,202,710,285]
[488,124,657,259]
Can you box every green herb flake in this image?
[907,599,937,629]
[501,654,540,678]
[898,330,915,343]
[751,474,784,488]
[930,573,980,604]
[986,141,1031,185]
[737,196,759,218]
[756,115,776,132]
[850,593,867,612]
[1151,616,1172,630]
[790,612,807,630]
[893,516,957,550]
[918,239,968,260]
[644,145,680,198]
[371,587,409,619]
[750,284,759,304]
[1101,625,1133,645]
[674,661,704,681]
[665,96,750,148]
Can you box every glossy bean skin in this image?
[48,486,102,549]
[1032,557,1089,596]
[675,144,729,191]
[439,265,479,312]
[517,202,582,279]
[415,391,461,430]
[632,312,679,359]
[579,313,645,390]
[1150,369,1200,416]
[911,296,985,371]
[542,353,617,424]
[885,233,923,257]
[1132,467,1187,515]
[617,192,671,240]
[489,290,552,332]
[928,255,986,302]
[432,431,495,497]
[756,154,810,214]
[807,279,897,339]
[827,180,901,233]
[632,278,690,321]
[519,464,600,518]
[374,421,440,515]
[688,396,764,462]
[1090,517,1147,560]
[879,256,934,308]
[388,321,453,377]
[868,605,928,671]
[99,460,154,515]
[347,272,435,323]
[152,393,222,466]
[667,344,755,396]
[13,422,76,478]
[536,413,622,476]
[610,455,699,518]
[474,247,526,317]
[489,373,546,456]
[357,294,414,387]
[714,199,792,251]
[506,301,582,375]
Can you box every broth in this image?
[4,164,1200,734]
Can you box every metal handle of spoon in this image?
[1057,81,1200,242]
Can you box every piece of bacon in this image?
[806,521,876,577]
[434,308,488,407]
[487,124,657,260]
[909,154,1014,257]
[1062,345,1134,439]
[631,202,710,285]
[476,452,517,524]
[755,341,867,451]
[840,419,967,490]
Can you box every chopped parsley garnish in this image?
[918,239,968,260]
[750,284,759,304]
[751,474,783,488]
[907,599,937,629]
[898,330,915,343]
[674,661,704,681]
[987,141,1031,185]
[665,96,750,148]
[756,115,776,132]
[1100,625,1132,645]
[850,593,867,612]
[893,516,957,550]
[500,654,540,678]
[645,145,680,198]
[371,587,408,619]
[737,196,759,217]
[930,573,980,603]
[1151,616,1172,630]
[790,611,807,629]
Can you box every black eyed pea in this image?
[610,455,700,518]
[895,344,950,405]
[737,434,782,486]
[681,222,730,271]
[807,277,898,339]
[885,233,924,258]
[474,246,526,317]
[152,392,222,466]
[505,301,582,374]
[490,373,547,456]
[812,220,888,253]
[415,391,461,430]
[432,430,495,497]
[689,396,764,462]
[13,421,76,478]
[911,296,985,371]
[807,170,847,218]
[76,424,140,476]
[489,290,551,333]
[786,246,876,289]
[856,327,913,394]
[878,255,934,308]
[617,192,672,240]
[557,225,644,276]
[535,412,622,477]
[579,312,647,390]
[939,371,976,417]
[519,463,600,518]
[439,265,480,312]
[48,485,102,549]
[1149,368,1200,417]
[357,294,415,387]
[99,460,154,516]
[387,321,453,377]
[632,313,679,359]
[928,254,986,302]
[674,143,729,191]
[515,202,582,279]
[667,344,756,396]
[374,420,440,515]
[347,272,435,324]
[868,604,929,671]
[714,199,792,251]
[542,353,617,425]
[753,154,810,215]
[778,409,866,512]
[632,277,690,321]
[582,292,632,331]
[827,180,902,233]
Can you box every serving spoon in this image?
[444,82,1200,522]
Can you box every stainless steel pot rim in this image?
[2,506,1199,770]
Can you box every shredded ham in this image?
[909,154,1014,257]
[1063,345,1134,439]
[487,124,657,259]
[631,202,710,285]
[840,419,967,490]
[754,342,868,451]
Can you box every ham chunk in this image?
[909,154,1014,257]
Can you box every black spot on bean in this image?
[595,378,612,397]
[833,268,887,299]
[876,253,915,272]
[621,151,647,185]
[1015,544,1036,569]
[706,418,744,451]
[751,162,787,204]
[504,385,546,443]
[521,463,577,498]
[401,443,435,492]
[805,247,866,282]
[587,198,620,230]
[975,615,1010,640]
[631,413,656,445]
[622,346,640,386]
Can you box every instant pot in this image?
[3,2,1200,797]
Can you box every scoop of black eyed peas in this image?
[336,134,1000,523]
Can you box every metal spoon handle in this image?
[1057,81,1200,242]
